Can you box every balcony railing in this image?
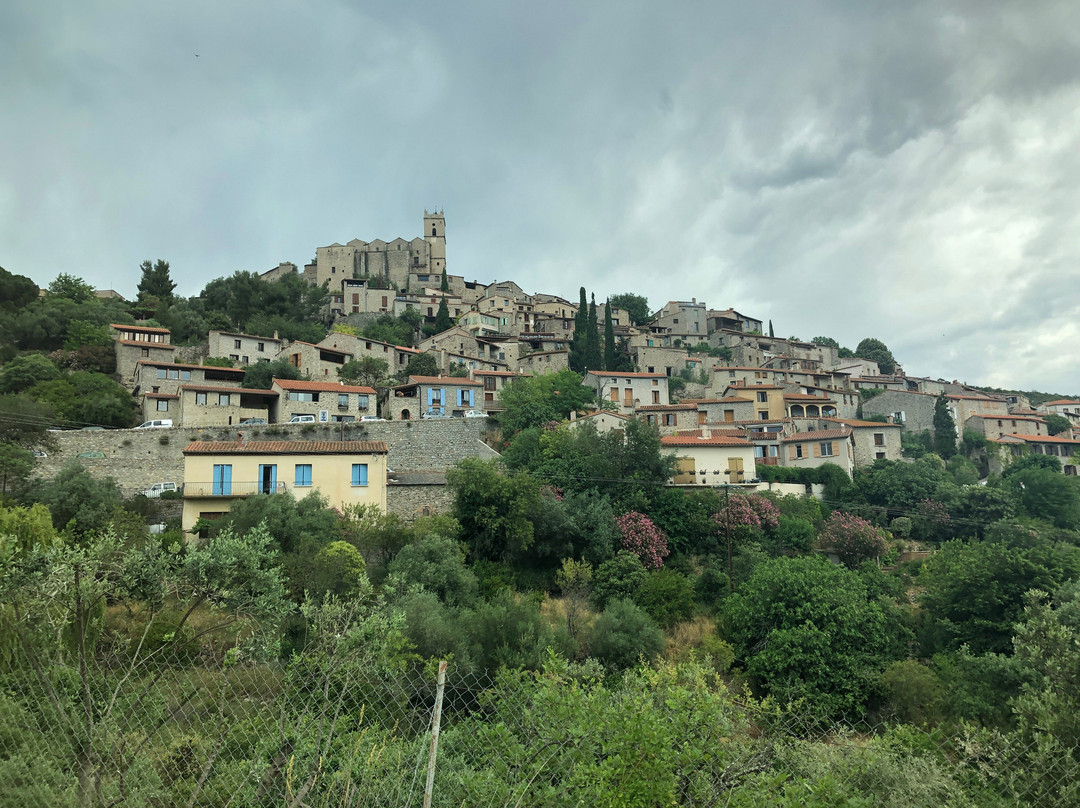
[184,481,288,497]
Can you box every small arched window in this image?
[432,225,437,236]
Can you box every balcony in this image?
[184,481,289,498]
[757,457,780,466]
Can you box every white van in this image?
[135,419,173,429]
[289,414,316,423]
[142,482,178,498]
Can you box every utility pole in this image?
[724,481,733,594]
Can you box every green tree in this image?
[0,353,61,394]
[62,320,112,350]
[362,312,417,348]
[311,540,367,600]
[403,352,439,378]
[609,292,651,326]
[768,319,774,337]
[47,273,95,303]
[0,265,39,312]
[811,336,840,349]
[1006,467,1080,529]
[1044,413,1071,435]
[0,442,33,495]
[725,555,906,718]
[932,394,957,458]
[339,356,388,387]
[603,299,616,371]
[433,296,454,332]
[918,536,1080,655]
[385,533,478,607]
[447,458,542,562]
[497,369,595,435]
[136,259,176,306]
[588,598,664,671]
[854,337,897,375]
[26,461,122,536]
[585,294,602,372]
[635,567,695,627]
[241,356,302,389]
[569,287,589,373]
[591,550,647,609]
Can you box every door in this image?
[727,457,744,483]
[258,464,277,494]
[212,464,232,496]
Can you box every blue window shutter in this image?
[427,388,433,406]
[468,389,474,407]
[352,463,368,486]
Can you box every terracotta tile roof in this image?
[137,360,245,373]
[635,403,698,411]
[968,414,1046,423]
[211,329,283,341]
[291,340,351,354]
[111,323,171,333]
[783,393,835,401]
[587,371,667,378]
[661,434,753,447]
[404,375,482,386]
[781,429,852,443]
[825,417,901,429]
[724,384,784,390]
[273,379,376,394]
[574,410,629,421]
[184,440,388,455]
[1042,399,1080,407]
[144,393,179,399]
[180,385,276,396]
[947,394,1007,402]
[676,428,747,439]
[999,433,1080,444]
[117,340,174,349]
[473,370,521,376]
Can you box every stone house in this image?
[965,413,1048,442]
[822,417,903,466]
[649,299,708,344]
[584,371,670,415]
[636,403,699,429]
[516,349,569,375]
[181,439,388,533]
[692,396,756,424]
[721,385,788,421]
[386,375,484,420]
[783,392,838,419]
[991,434,1080,476]
[632,344,694,378]
[780,428,856,477]
[859,390,938,433]
[661,427,758,485]
[472,370,522,412]
[271,379,377,423]
[111,323,176,386]
[281,341,352,380]
[207,330,285,366]
[134,360,247,399]
[171,385,278,427]
[333,278,396,318]
[710,366,778,390]
[566,410,631,434]
[1038,399,1080,425]
[705,309,763,334]
[317,332,419,376]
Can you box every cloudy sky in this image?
[2,0,1079,392]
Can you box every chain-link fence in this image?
[1,641,1076,808]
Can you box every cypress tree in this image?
[768,319,774,338]
[932,394,958,459]
[585,294,603,372]
[440,269,449,292]
[434,296,453,332]
[569,287,589,373]
[603,299,617,371]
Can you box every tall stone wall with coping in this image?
[32,420,496,494]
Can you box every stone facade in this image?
[860,390,937,434]
[584,371,670,415]
[386,376,484,420]
[133,361,248,398]
[32,419,494,496]
[822,418,903,467]
[312,211,446,291]
[207,330,284,366]
[516,349,568,374]
[387,473,454,520]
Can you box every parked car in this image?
[239,418,267,425]
[135,419,173,429]
[33,450,47,458]
[77,451,106,458]
[360,415,386,422]
[464,410,489,418]
[289,414,316,423]
[142,482,179,498]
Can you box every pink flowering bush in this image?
[616,512,670,570]
[821,511,887,569]
[713,494,780,533]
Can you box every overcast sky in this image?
[2,1,1079,393]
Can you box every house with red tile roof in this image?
[181,439,389,533]
[147,384,278,427]
[991,433,1080,476]
[661,427,758,485]
[781,428,856,477]
[111,323,176,384]
[964,413,1048,442]
[822,417,903,466]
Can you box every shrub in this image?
[616,511,669,569]
[635,568,695,628]
[588,598,663,671]
[821,511,887,569]
[591,551,647,609]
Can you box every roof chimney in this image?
[236,431,244,445]
[701,425,711,439]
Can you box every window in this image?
[288,392,315,402]
[754,446,765,458]
[351,464,368,486]
[218,393,230,406]
[795,444,803,458]
[196,392,207,405]
[757,391,768,403]
[257,342,265,352]
[873,433,885,446]
[652,391,660,404]
[820,442,834,457]
[258,464,277,494]
[294,464,312,488]
[156,399,169,412]
[338,393,349,408]
[234,339,242,349]
[769,445,779,457]
[141,348,149,357]
[758,411,768,420]
[357,394,369,410]
[610,388,619,402]
[652,379,659,386]
[876,451,886,459]
[212,464,232,496]
[242,356,249,364]
[229,354,239,362]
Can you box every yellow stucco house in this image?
[181,439,388,533]
[661,428,758,485]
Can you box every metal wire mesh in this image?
[1,636,1077,808]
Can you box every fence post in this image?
[422,660,448,808]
